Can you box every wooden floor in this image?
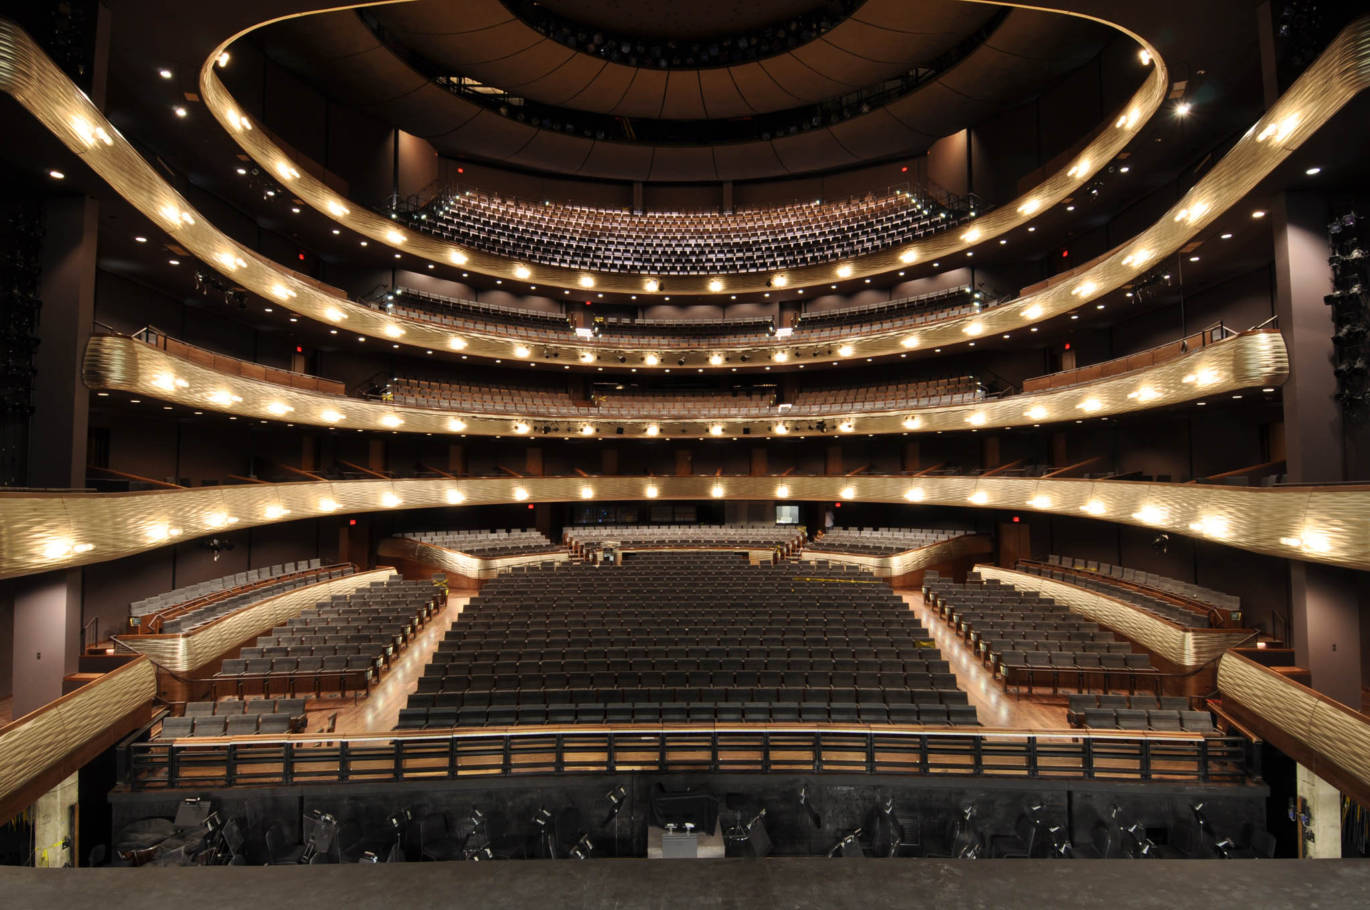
[898,589,1070,731]
[304,595,469,736]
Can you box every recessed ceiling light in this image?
[331,229,340,235]
[1189,255,1200,262]
[1305,166,1321,176]
[1220,233,1233,239]
[1065,205,1075,212]
[1251,210,1267,219]
[134,236,147,243]
[291,207,300,214]
[236,167,246,175]
[158,68,173,79]
[173,106,187,118]
[168,259,180,266]
[48,169,65,180]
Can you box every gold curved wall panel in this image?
[798,534,993,578]
[377,538,569,580]
[114,567,396,672]
[975,566,1254,667]
[83,330,1288,438]
[2,474,1366,582]
[0,657,157,812]
[1218,651,1370,797]
[200,2,1167,298]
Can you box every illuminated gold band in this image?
[83,329,1288,437]
[2,474,1365,581]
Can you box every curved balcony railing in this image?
[1,471,1366,583]
[83,327,1287,440]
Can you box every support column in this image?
[367,438,386,474]
[749,446,767,476]
[674,448,692,476]
[902,441,920,473]
[825,444,843,475]
[525,446,543,477]
[448,443,466,475]
[300,435,317,473]
[1295,764,1343,858]
[600,446,618,476]
[11,570,82,716]
[1272,191,1362,705]
[28,197,98,488]
[31,772,79,868]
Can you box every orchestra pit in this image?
[3,0,1370,905]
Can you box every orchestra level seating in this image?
[397,552,978,729]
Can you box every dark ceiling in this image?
[253,0,1113,182]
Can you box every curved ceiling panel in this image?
[361,0,1006,119]
[256,2,1110,182]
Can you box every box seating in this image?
[397,552,976,730]
[131,558,328,622]
[922,570,1158,694]
[409,188,969,277]
[1034,555,1240,624]
[807,527,967,557]
[213,578,438,699]
[148,562,354,634]
[394,528,560,558]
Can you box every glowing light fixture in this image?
[839,486,855,500]
[903,416,921,430]
[904,488,925,502]
[447,418,467,432]
[644,484,659,499]
[710,483,725,498]
[446,489,465,505]
[775,484,791,498]
[580,485,595,499]
[707,279,724,293]
[968,491,989,505]
[1081,500,1107,516]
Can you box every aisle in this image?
[307,595,470,735]
[898,590,1069,731]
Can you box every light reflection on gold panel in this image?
[797,534,993,578]
[83,329,1288,438]
[200,2,1167,297]
[7,16,1367,367]
[975,565,1255,667]
[114,568,396,672]
[377,537,570,580]
[1,474,1366,581]
[0,657,157,813]
[1218,651,1370,797]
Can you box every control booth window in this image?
[776,504,800,525]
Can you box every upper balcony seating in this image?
[158,698,307,739]
[410,189,970,276]
[396,552,979,730]
[383,284,985,349]
[387,374,983,419]
[807,527,965,557]
[563,524,806,554]
[1040,556,1239,622]
[395,529,561,558]
[922,570,1158,695]
[131,559,330,625]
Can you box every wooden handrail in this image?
[339,459,389,479]
[277,463,325,482]
[135,563,354,634]
[911,462,946,477]
[981,458,1025,477]
[227,474,271,485]
[1193,459,1287,483]
[87,465,183,489]
[1042,455,1103,478]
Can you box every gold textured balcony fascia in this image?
[198,2,1167,298]
[975,565,1255,667]
[83,329,1288,438]
[113,567,396,672]
[3,19,1366,369]
[1,474,1366,581]
[376,538,571,580]
[797,534,993,578]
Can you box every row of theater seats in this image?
[157,698,307,739]
[382,284,984,351]
[562,524,806,554]
[387,374,983,418]
[155,564,354,634]
[131,558,326,619]
[1044,555,1241,617]
[414,189,966,275]
[923,571,1157,692]
[397,553,977,730]
[807,527,964,556]
[1067,694,1214,732]
[1019,562,1214,628]
[214,579,439,698]
[394,528,559,558]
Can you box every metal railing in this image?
[122,725,1252,792]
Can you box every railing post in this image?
[813,732,822,773]
[1026,735,1038,778]
[225,744,236,788]
[555,734,565,774]
[340,741,351,782]
[605,733,615,774]
[866,733,877,773]
[1199,738,1210,783]
[1139,739,1151,781]
[167,745,179,790]
[392,739,403,782]
[282,741,294,785]
[1083,737,1095,780]
[761,733,771,773]
[920,734,930,775]
[972,735,983,776]
[502,734,513,776]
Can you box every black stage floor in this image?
[3,858,1367,909]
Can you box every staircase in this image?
[1229,642,1311,686]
